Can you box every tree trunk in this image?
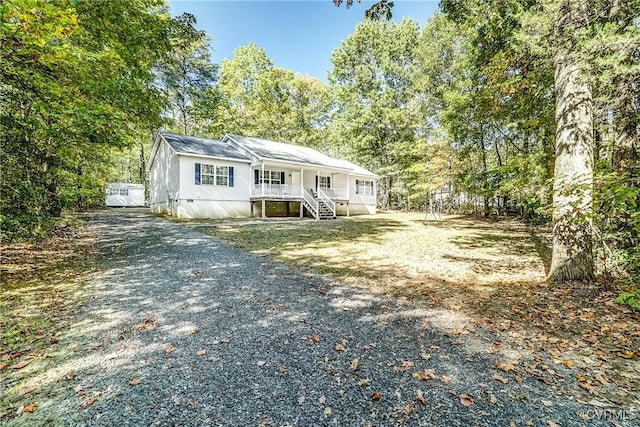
[548,0,594,283]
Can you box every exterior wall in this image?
[105,184,145,207]
[176,155,251,218]
[149,140,180,214]
[347,175,376,215]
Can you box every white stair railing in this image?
[317,189,336,217]
[302,189,319,219]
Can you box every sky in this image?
[168,0,440,82]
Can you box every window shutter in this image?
[327,176,331,188]
[281,171,285,184]
[315,175,318,190]
[355,179,360,194]
[254,169,259,185]
[195,163,201,185]
[229,166,234,187]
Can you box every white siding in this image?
[347,175,376,215]
[149,140,180,214]
[177,156,251,218]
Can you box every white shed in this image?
[105,183,146,207]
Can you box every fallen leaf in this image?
[0,362,7,370]
[23,404,37,413]
[129,378,141,386]
[413,369,436,381]
[420,353,431,361]
[279,364,287,373]
[335,343,345,352]
[404,403,414,415]
[541,400,552,407]
[515,375,524,383]
[492,373,509,384]
[618,351,635,359]
[12,360,31,370]
[440,376,451,384]
[561,360,574,369]
[135,316,157,331]
[416,391,427,406]
[319,395,326,404]
[495,361,518,372]
[350,358,359,371]
[394,361,414,372]
[166,344,175,355]
[459,394,473,406]
[579,381,597,394]
[547,421,561,427]
[191,327,199,334]
[509,421,516,427]
[307,335,320,343]
[371,391,381,401]
[489,394,498,404]
[23,387,37,394]
[84,395,99,407]
[257,360,266,367]
[324,406,332,415]
[196,350,207,356]
[595,374,609,385]
[358,379,370,387]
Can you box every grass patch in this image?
[0,219,95,424]
[185,212,640,406]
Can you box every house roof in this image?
[225,134,377,177]
[160,132,250,162]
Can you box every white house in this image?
[105,183,146,207]
[147,132,377,219]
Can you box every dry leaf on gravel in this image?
[441,376,451,384]
[358,379,371,387]
[371,391,381,401]
[413,369,436,381]
[129,379,141,386]
[420,353,431,360]
[135,316,157,331]
[459,394,474,406]
[165,344,175,355]
[0,362,8,370]
[324,406,332,415]
[350,358,359,371]
[416,392,427,406]
[492,372,509,384]
[196,350,207,356]
[335,343,345,351]
[495,361,518,372]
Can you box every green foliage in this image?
[615,291,640,310]
[1,0,174,241]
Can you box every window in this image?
[108,188,129,196]
[355,180,374,196]
[215,166,229,186]
[255,170,285,185]
[195,163,234,187]
[319,176,330,189]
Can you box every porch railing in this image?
[252,184,301,198]
[321,188,349,200]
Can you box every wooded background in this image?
[1,0,638,287]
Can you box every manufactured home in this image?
[147,132,377,219]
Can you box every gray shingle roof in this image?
[160,132,250,162]
[225,134,377,177]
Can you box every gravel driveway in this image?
[44,210,627,426]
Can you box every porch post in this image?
[261,163,265,197]
[300,168,304,218]
[262,199,266,219]
[347,173,351,217]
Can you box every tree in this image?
[329,19,422,209]
[156,13,218,135]
[0,0,173,239]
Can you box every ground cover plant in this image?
[184,212,640,409]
